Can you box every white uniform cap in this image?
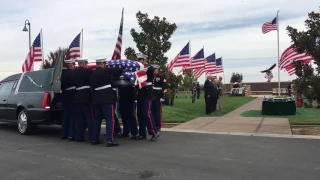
[76,58,88,62]
[136,53,148,59]
[150,64,160,69]
[95,58,107,63]
[64,59,75,64]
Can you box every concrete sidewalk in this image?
[172,97,292,135]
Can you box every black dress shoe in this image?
[130,135,138,139]
[76,139,84,142]
[68,137,75,141]
[150,132,160,141]
[60,136,67,139]
[122,134,130,138]
[106,141,119,147]
[134,136,147,140]
[115,133,123,138]
[91,141,103,145]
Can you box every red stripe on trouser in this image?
[148,100,156,135]
[111,104,115,141]
[160,102,162,128]
[89,104,95,121]
[74,109,77,137]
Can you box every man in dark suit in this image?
[204,75,215,115]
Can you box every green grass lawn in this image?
[162,94,256,123]
[241,108,320,125]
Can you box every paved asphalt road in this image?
[0,124,319,180]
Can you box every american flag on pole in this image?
[68,32,81,59]
[279,46,314,76]
[22,32,42,72]
[166,42,190,71]
[183,48,205,70]
[205,53,216,73]
[193,53,216,78]
[215,57,223,73]
[111,8,124,60]
[264,72,274,81]
[284,63,296,76]
[262,17,277,34]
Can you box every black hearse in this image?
[0,54,63,134]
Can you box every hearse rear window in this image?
[18,69,53,92]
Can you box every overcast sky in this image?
[0,0,319,83]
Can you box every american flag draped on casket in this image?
[85,59,148,88]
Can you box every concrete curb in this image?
[162,128,320,139]
[101,122,180,128]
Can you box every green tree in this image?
[41,47,70,69]
[124,11,177,73]
[125,11,182,105]
[165,71,183,103]
[181,70,197,95]
[230,72,243,83]
[287,11,320,106]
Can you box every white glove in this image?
[160,98,165,102]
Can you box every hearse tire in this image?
[17,109,35,135]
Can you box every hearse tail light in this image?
[42,92,51,109]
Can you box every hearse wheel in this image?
[18,109,35,135]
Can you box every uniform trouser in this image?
[205,96,213,114]
[197,92,200,99]
[113,103,122,135]
[217,95,223,109]
[151,97,162,131]
[119,99,138,136]
[212,97,218,112]
[93,104,115,142]
[142,99,157,136]
[75,104,94,141]
[192,94,196,103]
[61,102,75,138]
[136,99,146,136]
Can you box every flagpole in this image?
[222,57,225,85]
[203,46,205,78]
[81,29,83,58]
[214,51,216,77]
[40,28,44,64]
[277,10,280,96]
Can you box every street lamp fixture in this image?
[22,19,31,50]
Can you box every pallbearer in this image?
[151,65,166,131]
[61,59,76,140]
[135,53,148,140]
[136,54,160,141]
[90,58,122,147]
[118,83,138,138]
[72,58,94,142]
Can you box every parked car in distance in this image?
[0,55,63,135]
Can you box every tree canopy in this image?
[41,47,70,69]
[124,11,177,73]
[230,72,243,83]
[287,11,320,105]
[124,11,182,101]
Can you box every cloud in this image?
[0,0,319,82]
